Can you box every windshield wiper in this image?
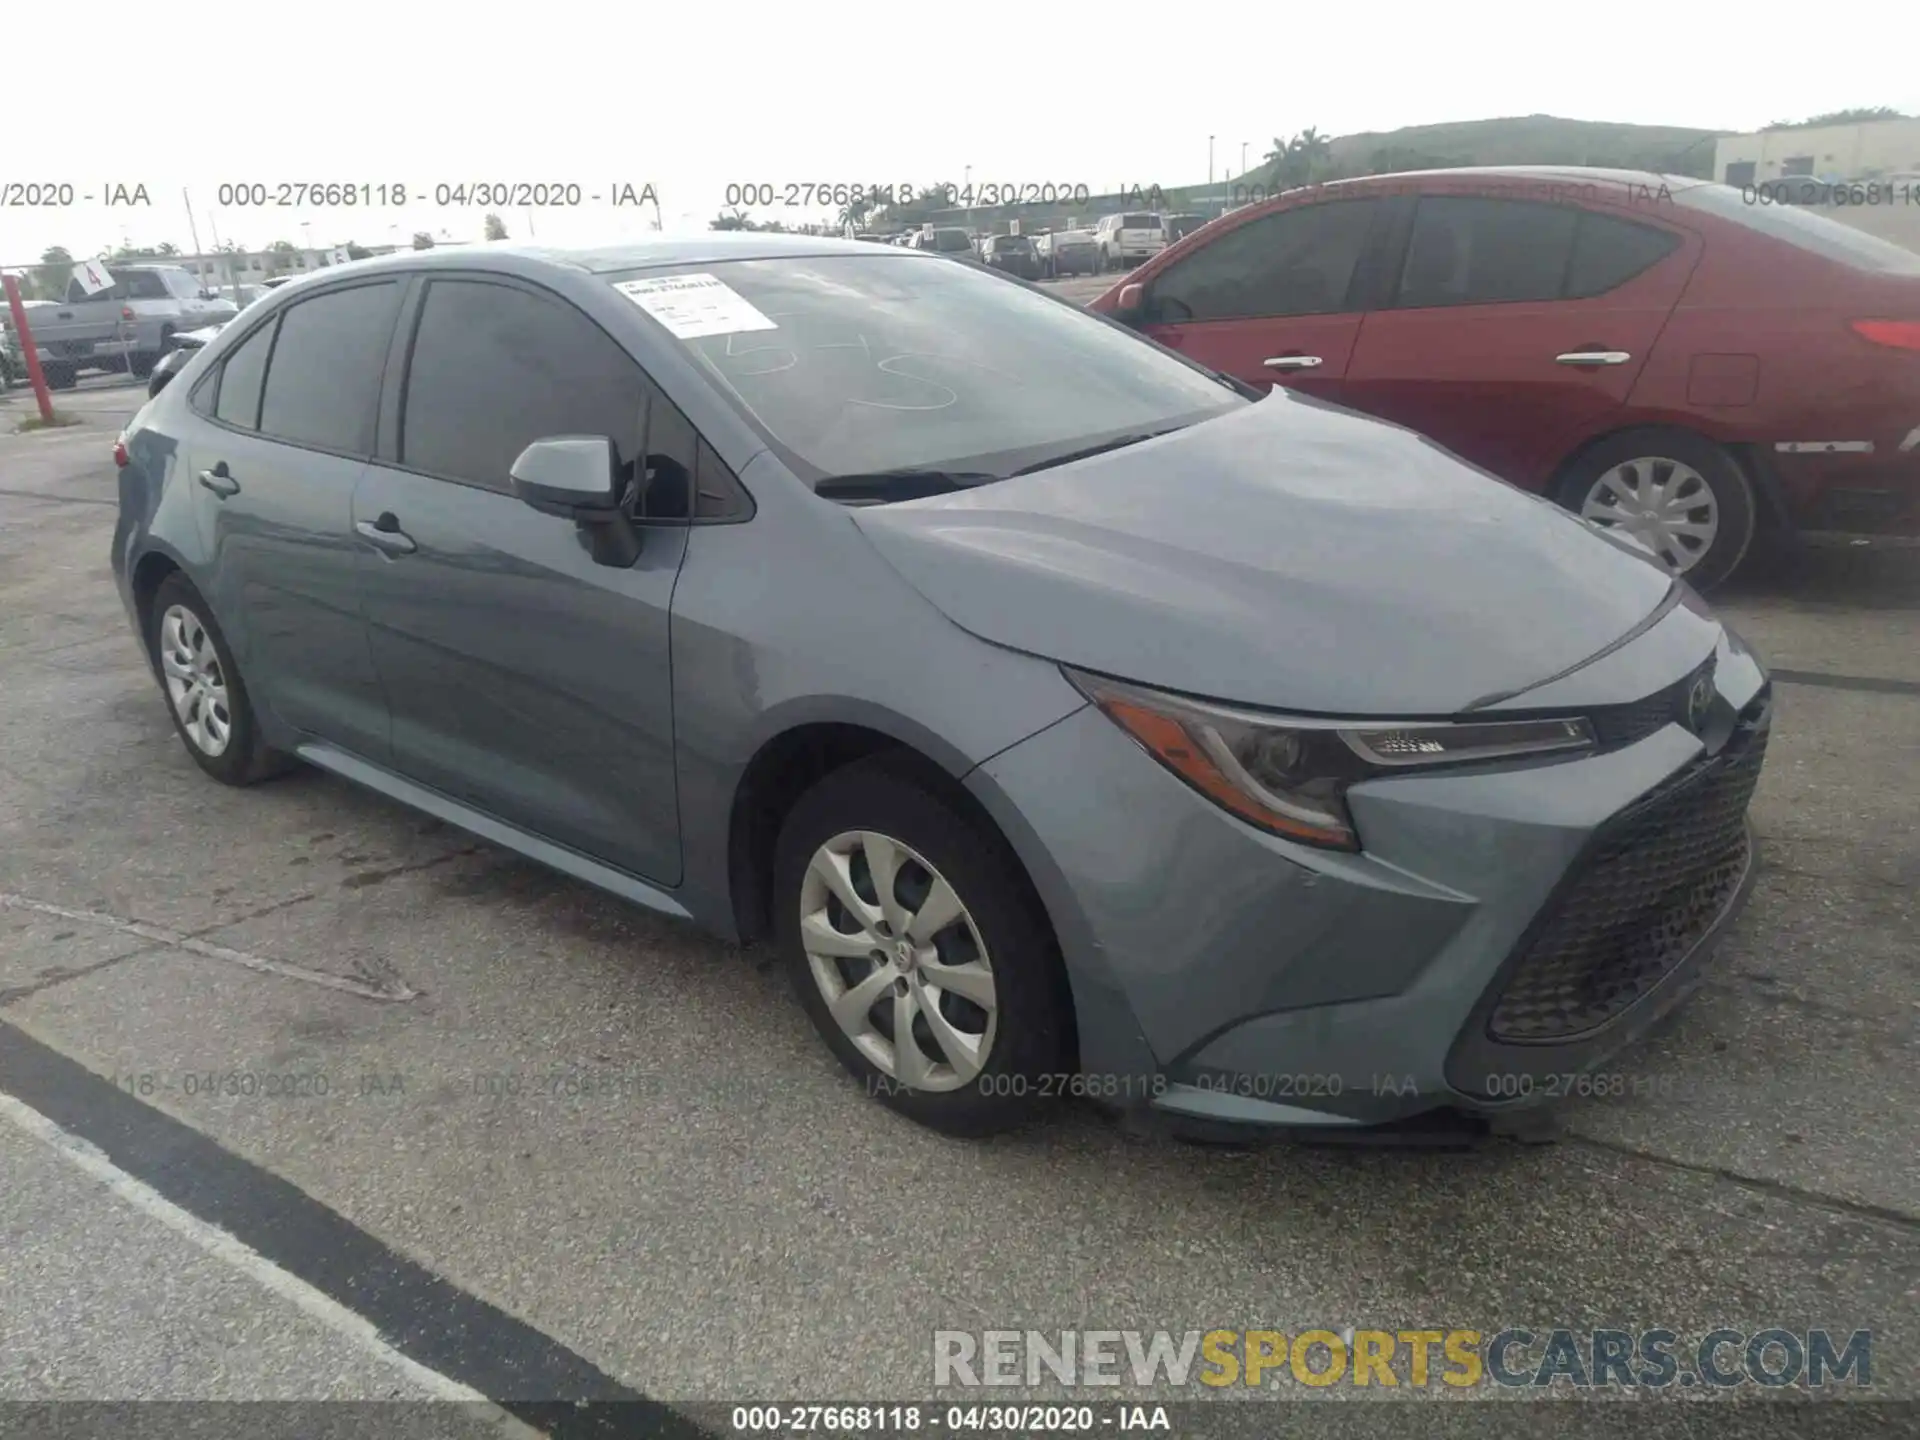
[814,468,1001,502]
[1009,427,1183,477]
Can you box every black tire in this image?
[146,573,294,786]
[773,757,1069,1137]
[43,361,77,390]
[129,352,157,380]
[1554,428,1757,592]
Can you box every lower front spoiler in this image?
[1123,822,1758,1148]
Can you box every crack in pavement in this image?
[1565,1132,1920,1234]
[0,888,326,1007]
[0,888,416,1003]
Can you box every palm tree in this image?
[837,195,871,232]
[710,208,757,231]
[1293,126,1332,182]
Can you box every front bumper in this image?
[966,623,1770,1135]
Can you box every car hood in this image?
[849,393,1677,716]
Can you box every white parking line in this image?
[0,1090,543,1434]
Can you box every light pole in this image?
[1208,135,1215,194]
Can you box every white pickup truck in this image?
[7,263,236,388]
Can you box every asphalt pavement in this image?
[1,373,1916,1431]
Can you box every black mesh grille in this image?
[1586,660,1711,749]
[1486,697,1768,1043]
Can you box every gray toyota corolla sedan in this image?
[112,234,1771,1138]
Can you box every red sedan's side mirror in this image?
[1118,283,1145,309]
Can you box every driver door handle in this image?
[355,514,416,556]
[1263,354,1324,370]
[1555,350,1632,366]
[197,463,240,498]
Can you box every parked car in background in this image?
[982,233,1041,279]
[910,227,978,260]
[1037,228,1098,277]
[1095,212,1166,272]
[1091,165,1920,588]
[1163,213,1207,243]
[18,263,236,387]
[113,234,1770,1142]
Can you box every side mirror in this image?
[509,435,640,566]
[509,435,622,517]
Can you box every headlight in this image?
[1067,669,1595,852]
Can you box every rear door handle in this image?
[355,515,416,556]
[1554,350,1631,366]
[1263,355,1324,370]
[197,463,240,498]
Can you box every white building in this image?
[178,246,340,286]
[1714,117,1920,186]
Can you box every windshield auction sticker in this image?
[613,273,778,339]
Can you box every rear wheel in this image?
[147,574,294,786]
[43,361,77,390]
[774,758,1068,1136]
[1556,429,1757,591]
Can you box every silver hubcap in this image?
[158,604,232,757]
[1579,457,1719,574]
[798,831,997,1092]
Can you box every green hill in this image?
[1152,115,1724,211]
[1321,114,1722,178]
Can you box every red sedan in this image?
[1090,166,1920,588]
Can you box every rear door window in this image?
[1392,197,1577,308]
[1151,198,1380,321]
[256,281,402,454]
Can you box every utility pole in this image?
[3,272,57,424]
[181,188,205,275]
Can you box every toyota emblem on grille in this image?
[1685,673,1715,734]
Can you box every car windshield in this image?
[603,256,1243,488]
[1673,183,1920,274]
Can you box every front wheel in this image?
[773,758,1068,1136]
[1556,429,1758,591]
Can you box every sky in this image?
[4,0,1914,268]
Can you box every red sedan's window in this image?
[1564,212,1683,298]
[1149,199,1380,322]
[1394,197,1578,307]
[1390,197,1682,308]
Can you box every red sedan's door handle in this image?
[1263,354,1325,370]
[1555,349,1632,366]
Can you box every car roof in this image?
[1305,165,1709,195]
[298,232,901,284]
